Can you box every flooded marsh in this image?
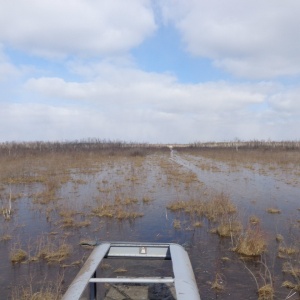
[1,144,300,299]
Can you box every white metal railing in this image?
[62,242,200,300]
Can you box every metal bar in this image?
[106,243,171,259]
[89,277,174,284]
[62,242,201,300]
[170,244,201,300]
[89,271,97,300]
[62,242,110,300]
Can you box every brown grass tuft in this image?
[266,208,281,214]
[38,240,72,263]
[258,284,274,300]
[216,220,242,238]
[234,227,267,256]
[10,249,27,263]
[249,215,260,225]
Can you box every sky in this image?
[0,0,300,143]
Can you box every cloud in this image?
[268,88,300,114]
[0,0,156,58]
[20,64,300,142]
[159,0,300,79]
[25,63,266,112]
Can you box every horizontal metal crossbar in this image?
[89,277,174,284]
[105,242,171,259]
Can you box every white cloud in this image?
[268,88,300,113]
[25,63,266,113]
[0,0,156,58]
[159,0,300,79]
[18,64,300,142]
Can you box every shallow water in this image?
[0,151,300,299]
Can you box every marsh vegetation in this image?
[0,140,300,299]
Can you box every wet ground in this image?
[1,150,300,299]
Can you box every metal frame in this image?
[62,242,200,300]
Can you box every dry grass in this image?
[167,193,236,222]
[234,227,267,256]
[173,219,181,229]
[258,284,274,300]
[14,290,59,300]
[282,262,300,277]
[92,199,144,220]
[11,273,64,300]
[36,237,72,263]
[38,243,72,263]
[216,220,242,238]
[278,246,298,257]
[249,215,260,225]
[210,273,225,291]
[113,267,128,273]
[193,221,202,228]
[266,208,281,214]
[282,280,300,292]
[275,234,284,243]
[57,208,91,228]
[281,262,300,297]
[0,234,12,241]
[10,248,27,263]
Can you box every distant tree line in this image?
[0,139,168,157]
[1,139,299,157]
[188,140,300,151]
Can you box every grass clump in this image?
[193,221,202,228]
[167,193,236,222]
[234,227,267,256]
[37,238,72,263]
[0,234,12,241]
[173,220,181,229]
[282,280,300,293]
[278,246,298,257]
[10,248,27,263]
[266,208,281,214]
[204,193,237,222]
[249,215,260,225]
[282,262,300,277]
[258,284,274,300]
[216,220,242,238]
[275,234,284,243]
[92,200,144,220]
